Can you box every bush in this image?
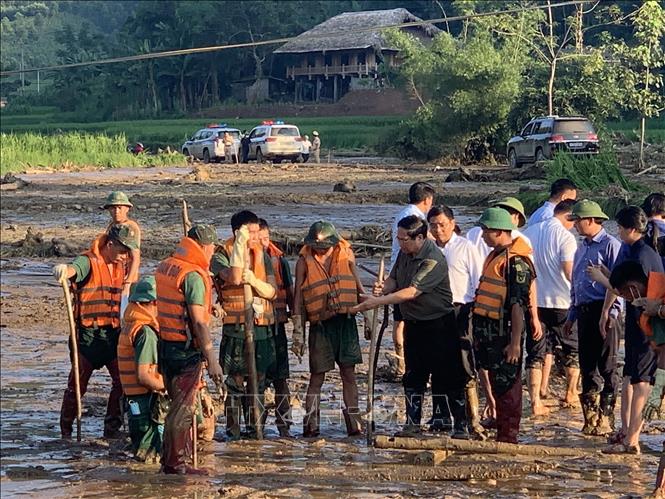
[545,149,636,191]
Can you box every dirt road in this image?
[1,162,662,497]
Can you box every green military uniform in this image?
[268,257,293,381]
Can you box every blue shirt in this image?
[568,228,622,322]
[527,200,556,227]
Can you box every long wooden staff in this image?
[366,255,385,445]
[243,247,263,440]
[60,278,82,442]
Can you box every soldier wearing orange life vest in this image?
[156,224,222,476]
[259,218,294,437]
[118,276,167,462]
[472,208,541,444]
[211,210,277,440]
[293,221,366,438]
[53,224,139,439]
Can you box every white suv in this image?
[247,121,302,163]
[181,125,240,163]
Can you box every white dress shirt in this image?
[390,204,427,270]
[527,200,556,227]
[437,233,483,304]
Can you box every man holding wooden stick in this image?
[53,223,138,440]
[212,210,276,440]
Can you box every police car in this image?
[181,124,241,163]
[246,121,303,163]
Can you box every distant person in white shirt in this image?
[527,178,577,227]
[523,199,579,415]
[388,182,435,379]
[301,135,311,163]
[428,204,486,438]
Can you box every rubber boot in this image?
[303,395,320,438]
[449,393,470,440]
[429,394,453,432]
[580,392,600,436]
[225,390,243,441]
[403,389,423,434]
[274,383,292,438]
[342,407,363,436]
[495,377,522,444]
[592,392,615,437]
[465,380,487,440]
[243,393,265,440]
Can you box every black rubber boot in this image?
[449,393,469,440]
[403,389,423,434]
[342,407,363,436]
[592,392,616,437]
[580,392,600,436]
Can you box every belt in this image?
[578,300,604,313]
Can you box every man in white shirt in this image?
[428,205,486,438]
[301,135,312,163]
[388,182,435,379]
[527,178,577,227]
[523,199,579,415]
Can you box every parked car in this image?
[507,116,599,168]
[246,121,302,163]
[181,124,241,163]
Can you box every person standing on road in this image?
[472,208,541,444]
[311,131,321,164]
[527,179,578,227]
[523,200,579,414]
[294,221,365,437]
[212,210,277,440]
[241,131,251,164]
[301,135,311,163]
[389,182,435,381]
[117,276,167,462]
[427,205,486,438]
[156,224,222,475]
[223,132,235,164]
[104,191,141,298]
[565,200,622,436]
[259,218,294,437]
[355,215,469,438]
[53,224,139,440]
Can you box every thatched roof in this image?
[274,8,440,54]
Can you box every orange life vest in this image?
[155,237,212,344]
[75,234,125,328]
[106,219,141,284]
[266,241,289,324]
[639,272,665,338]
[217,238,275,326]
[473,237,533,320]
[300,239,358,323]
[118,302,163,396]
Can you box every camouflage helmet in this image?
[104,191,133,208]
[493,197,526,227]
[187,224,219,245]
[304,221,340,249]
[129,276,157,303]
[107,223,140,250]
[477,207,517,231]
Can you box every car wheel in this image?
[203,149,210,164]
[256,148,264,163]
[508,149,520,168]
[183,148,190,157]
[535,148,546,162]
[273,157,282,164]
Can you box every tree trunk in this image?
[148,62,159,115]
[548,58,557,116]
[211,65,219,106]
[575,4,584,53]
[179,66,187,113]
[639,41,652,170]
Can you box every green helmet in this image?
[304,221,340,249]
[494,197,526,227]
[567,199,608,221]
[129,276,156,303]
[104,191,132,208]
[187,224,219,245]
[107,223,140,250]
[477,207,517,231]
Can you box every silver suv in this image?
[181,125,241,163]
[247,121,302,163]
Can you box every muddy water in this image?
[1,165,662,497]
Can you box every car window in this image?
[201,131,212,140]
[251,128,265,139]
[227,130,240,139]
[539,120,553,134]
[531,121,542,134]
[521,123,534,136]
[192,130,203,140]
[271,126,300,137]
[554,120,594,133]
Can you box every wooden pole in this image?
[243,248,263,440]
[60,279,82,442]
[374,435,593,457]
[192,409,198,468]
[181,200,192,236]
[366,255,385,445]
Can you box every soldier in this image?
[117,276,167,462]
[293,221,365,437]
[259,218,294,437]
[103,191,141,296]
[311,131,321,164]
[156,224,223,475]
[212,210,277,440]
[53,224,139,439]
[472,208,541,443]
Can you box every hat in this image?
[493,197,526,227]
[104,191,133,208]
[312,131,319,136]
[304,221,340,249]
[107,223,140,250]
[567,199,608,221]
[187,224,219,245]
[477,207,517,231]
[129,276,156,303]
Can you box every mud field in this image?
[1,161,663,498]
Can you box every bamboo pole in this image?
[366,255,385,445]
[243,247,262,440]
[60,278,82,442]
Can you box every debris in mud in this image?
[4,227,82,258]
[413,450,451,465]
[5,465,51,480]
[333,181,356,193]
[188,164,212,182]
[445,168,487,183]
[1,173,29,190]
